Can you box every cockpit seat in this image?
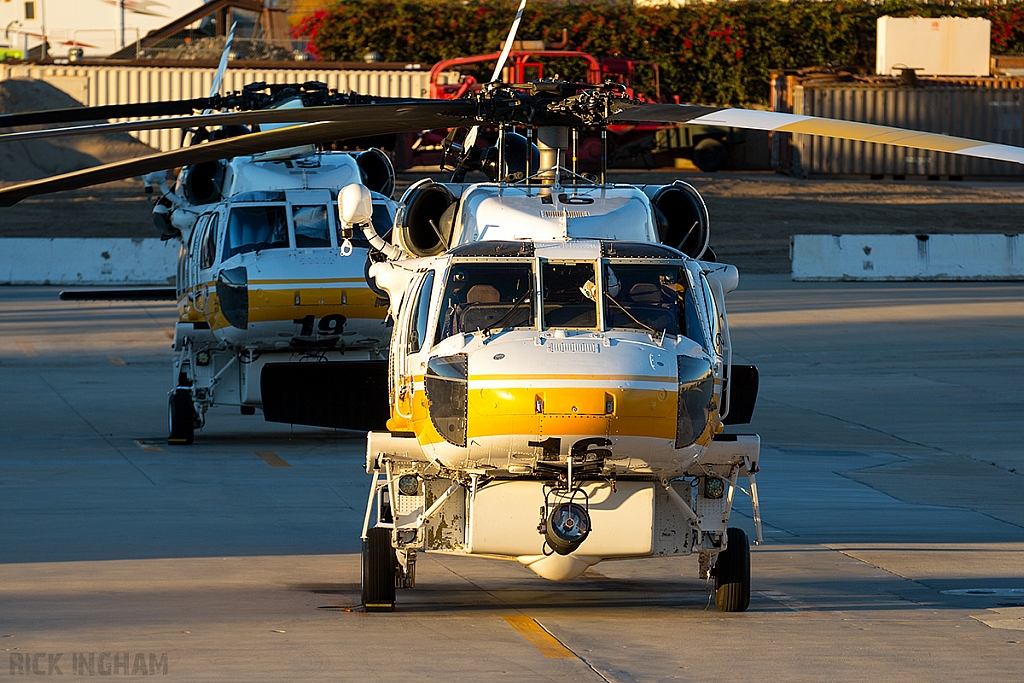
[629,282,664,303]
[466,284,500,303]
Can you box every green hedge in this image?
[294,1,1024,107]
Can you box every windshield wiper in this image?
[481,287,533,338]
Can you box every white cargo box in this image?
[876,16,991,77]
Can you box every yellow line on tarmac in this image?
[107,356,126,366]
[17,342,36,357]
[502,616,576,658]
[134,440,163,453]
[256,451,291,468]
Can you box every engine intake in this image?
[395,181,457,258]
[646,182,710,259]
[355,149,396,198]
[181,161,225,206]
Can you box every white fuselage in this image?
[168,151,395,422]
[363,180,759,580]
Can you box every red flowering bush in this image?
[291,10,329,59]
[296,1,1024,107]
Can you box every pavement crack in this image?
[827,546,930,591]
[768,397,951,456]
[533,619,615,683]
[429,560,613,681]
[768,398,1023,479]
[36,373,156,486]
[324,483,354,507]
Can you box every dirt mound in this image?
[0,79,156,183]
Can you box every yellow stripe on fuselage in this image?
[398,384,679,445]
[177,279,387,328]
[249,284,386,323]
[469,373,677,384]
[248,277,367,285]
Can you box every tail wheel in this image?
[167,388,195,445]
[362,527,396,612]
[714,527,751,612]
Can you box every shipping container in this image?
[770,71,1024,178]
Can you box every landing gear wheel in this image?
[167,389,194,445]
[361,527,396,612]
[240,405,256,415]
[714,527,751,612]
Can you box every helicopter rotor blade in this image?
[490,0,528,83]
[0,98,215,129]
[0,98,419,143]
[208,22,236,102]
[456,0,527,171]
[0,100,478,207]
[609,103,1024,165]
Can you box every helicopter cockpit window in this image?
[408,271,435,354]
[222,205,289,259]
[200,215,219,269]
[698,273,721,351]
[292,205,331,248]
[602,263,708,348]
[542,262,598,329]
[435,262,535,343]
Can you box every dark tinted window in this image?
[223,205,289,259]
[542,262,597,329]
[435,262,534,342]
[604,264,707,347]
[293,205,331,248]
[200,215,219,269]
[604,264,679,335]
[408,271,435,353]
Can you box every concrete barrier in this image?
[792,234,1024,281]
[0,238,178,285]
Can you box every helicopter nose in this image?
[217,266,248,330]
[469,378,680,443]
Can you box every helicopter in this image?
[147,81,409,445]
[346,82,1024,612]
[0,62,413,444]
[153,125,401,445]
[2,6,1023,611]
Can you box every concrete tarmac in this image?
[1,278,1022,681]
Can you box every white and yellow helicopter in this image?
[347,85,1024,611]
[155,131,400,445]
[3,3,1024,611]
[1,71,410,444]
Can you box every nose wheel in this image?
[167,388,195,445]
[713,527,751,612]
[361,527,396,612]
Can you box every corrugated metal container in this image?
[771,73,1024,177]
[0,64,437,152]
